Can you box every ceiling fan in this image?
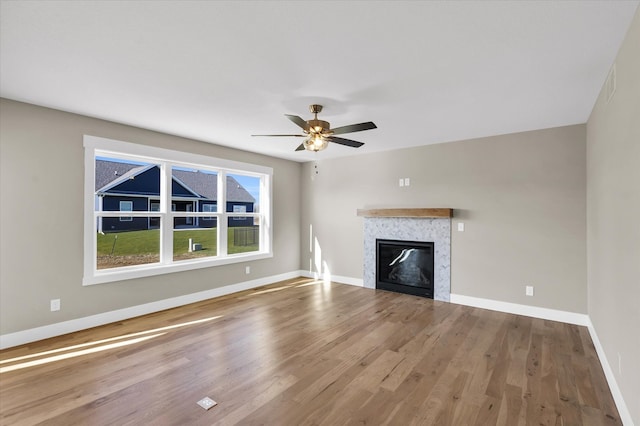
[252,104,377,152]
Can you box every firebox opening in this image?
[376,239,434,299]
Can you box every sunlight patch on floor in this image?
[0,333,165,373]
[0,315,223,370]
[295,280,323,288]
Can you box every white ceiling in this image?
[1,1,638,162]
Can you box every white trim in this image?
[0,271,300,350]
[84,251,273,286]
[218,171,228,256]
[299,270,364,287]
[450,293,589,325]
[85,135,273,175]
[586,318,633,426]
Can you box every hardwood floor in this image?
[0,278,620,425]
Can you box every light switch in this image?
[399,178,404,187]
[457,222,465,232]
[404,178,410,186]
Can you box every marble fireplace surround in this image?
[357,208,452,302]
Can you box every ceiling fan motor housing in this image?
[307,119,330,134]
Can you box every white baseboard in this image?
[450,293,632,425]
[299,270,363,287]
[450,293,590,326]
[586,318,633,426]
[0,271,301,350]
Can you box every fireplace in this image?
[376,239,434,299]
[360,209,451,302]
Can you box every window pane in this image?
[173,217,217,261]
[95,157,160,216]
[228,218,260,254]
[172,166,218,213]
[96,220,160,270]
[227,174,259,214]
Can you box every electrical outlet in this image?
[245,266,250,274]
[404,177,410,186]
[525,286,534,297]
[50,299,60,311]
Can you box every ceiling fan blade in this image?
[330,121,377,135]
[251,134,306,137]
[285,114,309,131]
[295,143,306,152]
[327,136,365,148]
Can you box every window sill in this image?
[83,251,273,286]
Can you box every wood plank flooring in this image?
[0,278,620,425]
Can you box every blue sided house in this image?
[95,159,255,232]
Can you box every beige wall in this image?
[587,7,640,425]
[301,125,587,313]
[0,98,301,335]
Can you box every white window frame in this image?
[83,135,273,286]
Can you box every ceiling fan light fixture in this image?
[304,135,328,152]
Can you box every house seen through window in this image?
[84,135,272,285]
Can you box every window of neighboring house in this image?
[84,135,273,285]
[119,201,133,221]
[232,204,246,220]
[186,204,193,225]
[149,201,160,228]
[203,203,215,220]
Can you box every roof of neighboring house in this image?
[171,169,218,200]
[225,175,255,203]
[95,160,255,203]
[95,160,144,191]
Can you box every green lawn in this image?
[174,228,218,257]
[97,227,259,260]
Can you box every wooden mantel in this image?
[356,208,453,218]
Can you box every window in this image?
[232,205,246,220]
[84,135,273,285]
[203,203,215,220]
[119,201,133,221]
